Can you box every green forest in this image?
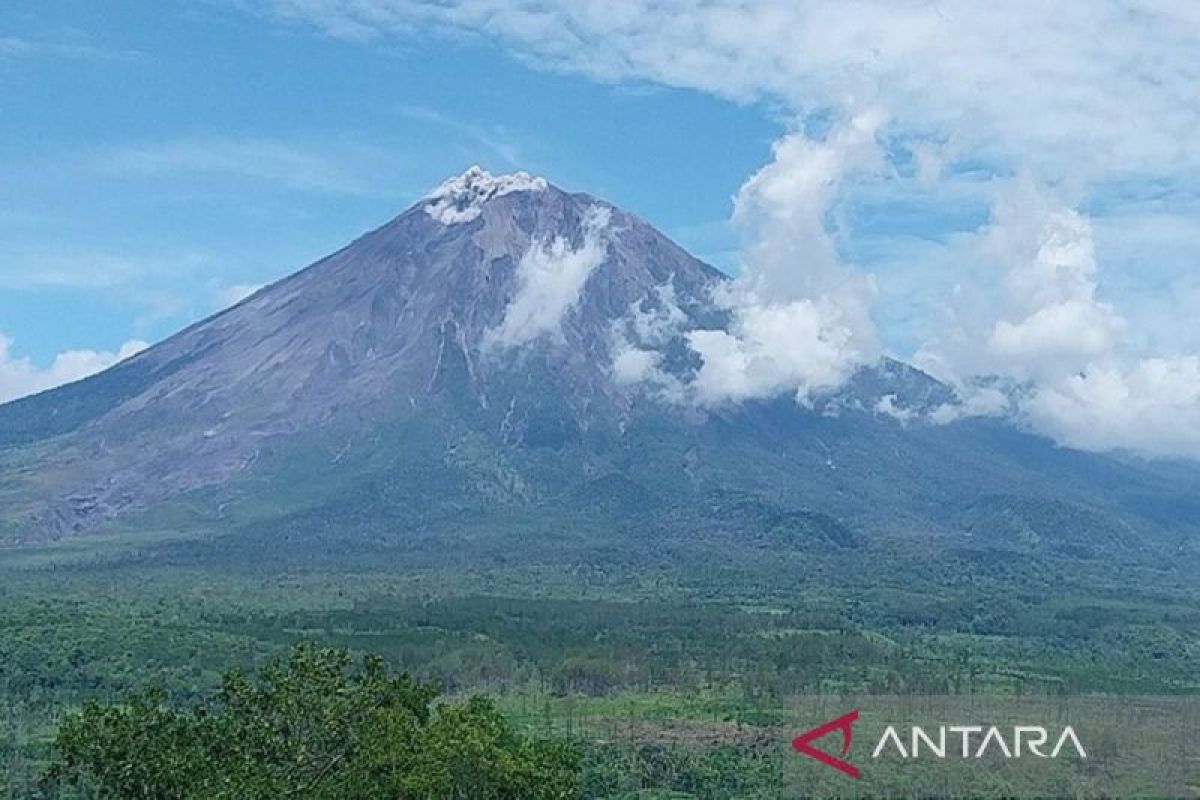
[2,520,1198,798]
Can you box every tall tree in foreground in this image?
[44,642,579,799]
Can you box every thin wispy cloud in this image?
[91,137,379,194]
[0,35,142,61]
[0,249,196,335]
[0,249,206,292]
[398,105,523,167]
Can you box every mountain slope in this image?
[0,168,1197,561]
[0,169,724,538]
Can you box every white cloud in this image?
[875,394,916,423]
[917,181,1126,383]
[976,185,1125,381]
[988,299,1122,375]
[688,296,864,406]
[627,283,687,346]
[602,114,880,407]
[609,334,685,402]
[920,180,1200,457]
[607,284,688,401]
[485,204,611,349]
[610,343,658,386]
[732,110,883,310]
[254,1,1200,180]
[1022,357,1200,460]
[682,113,881,406]
[929,386,1012,425]
[0,334,147,404]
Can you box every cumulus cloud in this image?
[1023,357,1200,460]
[485,205,611,349]
[604,114,881,407]
[875,394,918,424]
[610,344,659,386]
[921,180,1126,384]
[687,297,865,406]
[920,180,1200,457]
[609,340,684,402]
[682,113,882,406]
[0,334,147,404]
[929,385,1012,425]
[626,283,687,347]
[983,189,1125,378]
[731,110,884,307]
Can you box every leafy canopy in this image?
[45,641,580,799]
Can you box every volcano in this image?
[0,168,1196,563]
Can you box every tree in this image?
[44,642,579,799]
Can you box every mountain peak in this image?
[423,166,549,225]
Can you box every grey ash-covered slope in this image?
[0,168,1196,555]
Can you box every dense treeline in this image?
[44,643,579,799]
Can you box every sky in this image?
[2,1,1200,458]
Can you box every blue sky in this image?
[3,1,1200,457]
[1,0,782,364]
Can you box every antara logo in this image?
[793,710,1087,779]
[792,709,861,778]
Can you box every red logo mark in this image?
[792,709,860,779]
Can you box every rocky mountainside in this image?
[0,168,1196,559]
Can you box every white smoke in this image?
[424,165,548,225]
